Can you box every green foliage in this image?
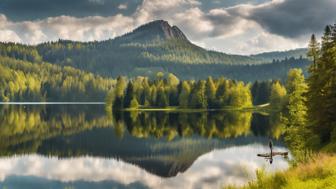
[251,81,272,105]
[106,74,255,110]
[178,81,191,108]
[270,81,287,109]
[225,154,336,189]
[226,82,253,108]
[283,69,310,155]
[190,80,207,109]
[307,25,336,145]
[206,77,217,107]
[0,57,115,102]
[130,97,139,109]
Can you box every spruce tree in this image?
[178,81,191,108]
[206,77,216,108]
[124,82,135,108]
[307,34,320,69]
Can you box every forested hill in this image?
[0,20,309,81]
[251,48,307,62]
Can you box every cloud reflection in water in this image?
[0,144,289,189]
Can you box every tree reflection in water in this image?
[0,104,291,188]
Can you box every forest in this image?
[105,73,286,110]
[0,56,115,102]
[226,23,336,189]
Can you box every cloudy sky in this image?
[0,0,335,54]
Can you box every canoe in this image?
[257,152,288,157]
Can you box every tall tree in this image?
[307,34,320,69]
[307,25,336,143]
[190,80,207,109]
[178,81,191,108]
[284,69,309,153]
[270,81,287,109]
[206,77,217,108]
[156,86,169,108]
[124,82,135,108]
[113,76,127,110]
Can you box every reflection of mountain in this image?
[34,128,285,178]
[0,105,286,178]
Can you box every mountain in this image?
[117,20,189,42]
[0,20,311,81]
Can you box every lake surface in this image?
[0,104,291,189]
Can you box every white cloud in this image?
[0,0,331,53]
[0,14,135,44]
[173,8,213,39]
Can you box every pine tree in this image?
[156,87,168,108]
[206,77,216,108]
[178,81,191,108]
[113,76,127,110]
[190,80,207,109]
[124,82,135,108]
[307,34,320,69]
[307,25,336,142]
[216,80,229,107]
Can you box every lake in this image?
[0,104,291,189]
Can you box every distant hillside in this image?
[0,20,311,81]
[251,48,308,62]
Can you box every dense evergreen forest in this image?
[105,73,286,110]
[278,24,336,156]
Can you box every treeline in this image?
[0,56,115,102]
[0,35,309,82]
[35,39,309,81]
[281,23,336,155]
[106,73,287,110]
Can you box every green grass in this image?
[225,154,336,189]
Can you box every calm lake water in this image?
[0,104,290,189]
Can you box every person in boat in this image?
[257,139,289,164]
[269,139,273,164]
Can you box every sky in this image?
[0,0,335,55]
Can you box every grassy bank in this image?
[225,154,336,189]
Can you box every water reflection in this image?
[0,145,289,189]
[0,105,290,189]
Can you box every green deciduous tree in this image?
[270,81,287,109]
